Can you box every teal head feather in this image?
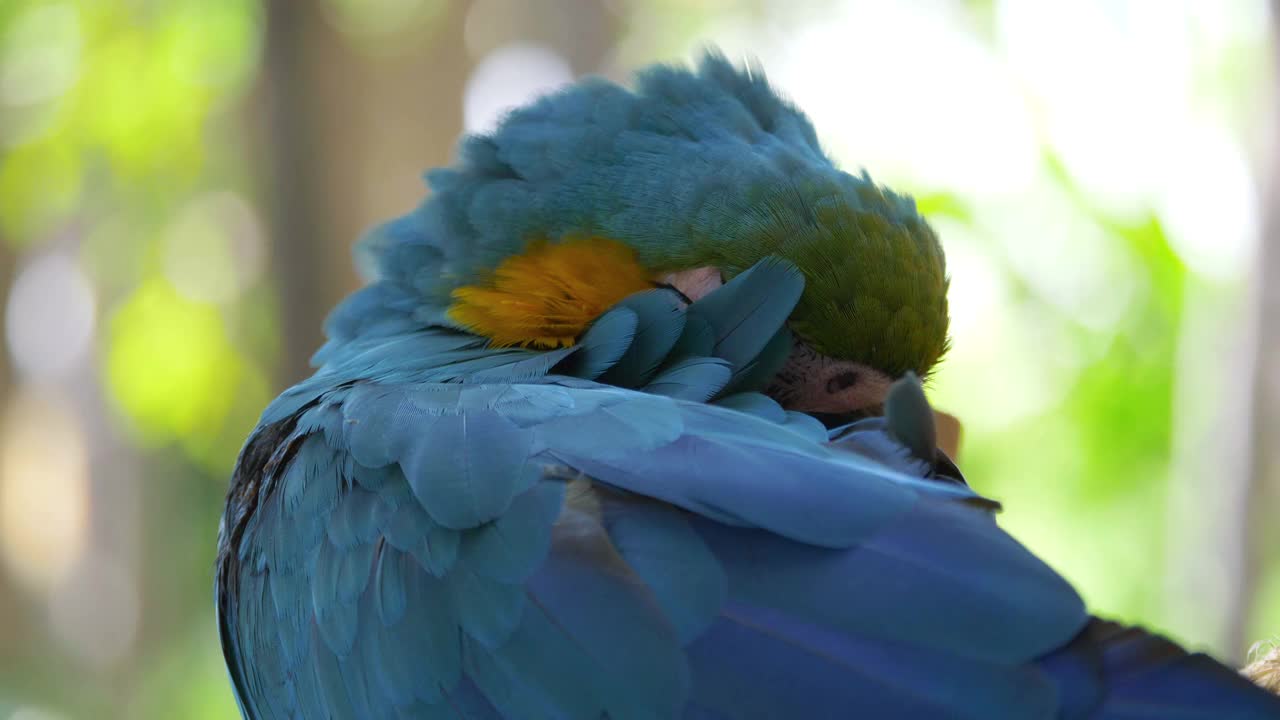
[338,52,949,378]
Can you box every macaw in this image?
[216,53,1280,719]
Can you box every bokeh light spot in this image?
[0,3,82,107]
[772,1,1038,197]
[105,278,241,442]
[162,192,267,304]
[1158,124,1258,281]
[982,181,1139,331]
[5,252,96,381]
[163,0,264,96]
[464,44,574,134]
[0,387,89,593]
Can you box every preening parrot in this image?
[216,54,1280,719]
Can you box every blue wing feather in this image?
[686,256,804,378]
[719,326,792,396]
[642,356,732,402]
[685,601,1059,720]
[564,306,639,380]
[712,391,788,423]
[458,481,564,583]
[599,289,688,388]
[598,495,727,644]
[221,376,1280,718]
[665,311,716,364]
[220,252,1280,718]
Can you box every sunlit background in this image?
[0,0,1278,717]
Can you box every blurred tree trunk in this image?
[257,1,472,388]
[1225,0,1280,660]
[260,0,339,386]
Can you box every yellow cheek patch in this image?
[447,237,653,348]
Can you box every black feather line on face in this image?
[651,282,693,305]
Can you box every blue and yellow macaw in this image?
[216,54,1280,719]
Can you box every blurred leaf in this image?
[915,191,973,224]
[105,277,245,443]
[0,137,82,245]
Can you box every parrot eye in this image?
[826,371,860,394]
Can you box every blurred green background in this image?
[1,0,1278,717]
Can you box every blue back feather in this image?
[217,255,1280,719]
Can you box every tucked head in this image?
[345,52,950,415]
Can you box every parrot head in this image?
[653,177,949,419]
[348,53,949,418]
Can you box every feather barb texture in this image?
[447,237,653,348]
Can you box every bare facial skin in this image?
[661,267,723,301]
[765,341,894,414]
[659,265,894,415]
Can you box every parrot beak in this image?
[933,409,962,459]
[882,373,967,485]
[882,372,963,460]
